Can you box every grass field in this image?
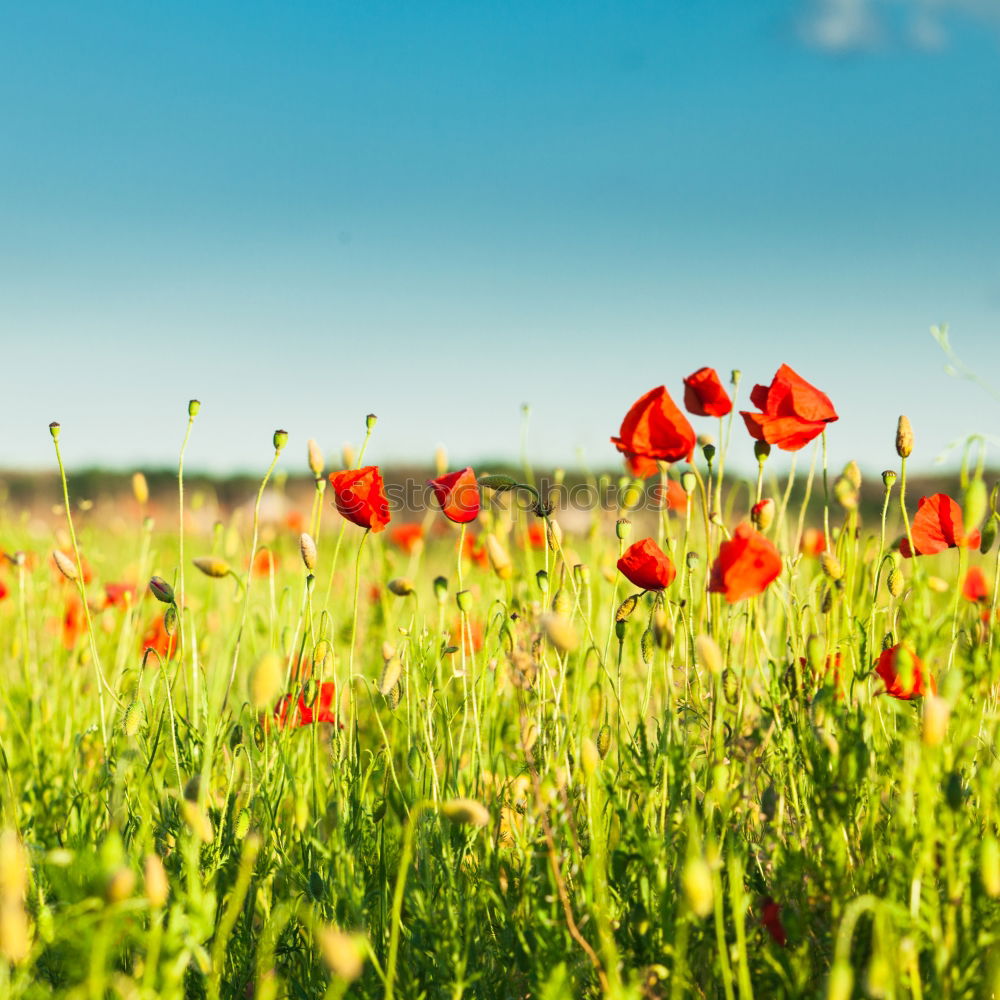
[0,368,998,999]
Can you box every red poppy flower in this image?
[875,643,934,700]
[274,681,338,728]
[140,615,177,660]
[103,582,136,609]
[62,595,86,649]
[683,367,732,418]
[963,566,990,603]
[284,510,306,534]
[0,580,7,601]
[463,533,490,569]
[389,522,424,554]
[799,529,827,558]
[899,493,981,558]
[428,467,480,524]
[250,549,277,576]
[617,538,677,592]
[740,365,838,452]
[451,617,484,654]
[760,898,787,947]
[708,523,783,603]
[611,386,696,477]
[525,523,546,550]
[652,478,689,513]
[329,466,391,533]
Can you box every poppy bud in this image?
[250,652,284,708]
[188,400,201,417]
[964,478,988,537]
[387,578,414,597]
[640,628,654,663]
[149,576,175,604]
[342,444,356,469]
[53,550,78,581]
[922,695,950,746]
[806,635,824,675]
[122,701,144,738]
[981,513,999,555]
[820,553,843,581]
[887,568,903,597]
[681,856,713,918]
[896,415,914,458]
[433,576,448,605]
[546,518,563,552]
[234,808,252,841]
[833,477,858,510]
[486,535,512,579]
[580,738,600,778]
[163,605,178,637]
[615,595,639,622]
[686,551,699,571]
[615,620,626,642]
[821,588,834,614]
[144,854,169,909]
[49,421,61,440]
[299,533,317,571]
[843,461,862,491]
[385,681,403,710]
[365,413,377,431]
[456,589,473,613]
[542,614,579,653]
[536,569,549,594]
[754,440,770,463]
[379,657,403,696]
[193,556,230,580]
[702,443,716,464]
[552,587,572,616]
[441,798,489,827]
[882,469,897,488]
[695,634,723,676]
[132,472,149,505]
[253,723,265,752]
[574,563,591,588]
[596,723,612,758]
[982,835,1000,898]
[751,499,775,532]
[307,439,324,479]
[301,677,318,707]
[616,518,632,541]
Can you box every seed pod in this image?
[193,556,231,578]
[964,478,988,537]
[273,429,288,452]
[433,576,448,605]
[536,569,549,594]
[702,443,716,464]
[149,576,175,604]
[896,415,914,459]
[686,551,699,571]
[387,578,414,597]
[843,460,862,491]
[188,400,201,417]
[302,677,318,708]
[299,533,317,571]
[681,471,697,495]
[882,469,897,488]
[982,513,999,555]
[754,440,771,463]
[616,595,639,622]
[596,724,612,758]
[695,634,723,676]
[441,798,490,827]
[307,439,325,479]
[379,657,403,696]
[616,518,632,541]
[456,589,473,613]
[53,550,78,581]
[887,568,903,597]
[681,856,713,918]
[640,628,654,664]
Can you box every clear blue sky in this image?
[1,0,998,476]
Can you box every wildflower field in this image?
[2,364,999,1000]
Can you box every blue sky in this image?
[1,0,998,477]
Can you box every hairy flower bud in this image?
[149,576,175,604]
[132,472,149,505]
[307,439,324,479]
[896,415,914,459]
[193,556,231,578]
[299,533,317,571]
